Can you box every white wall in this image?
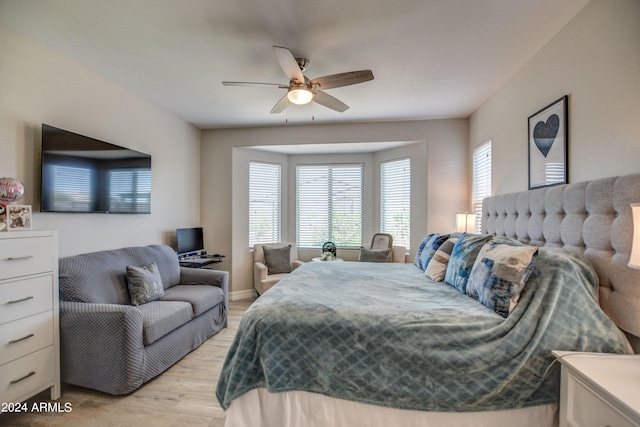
[202,119,468,294]
[469,0,640,196]
[0,24,201,257]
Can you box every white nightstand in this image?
[553,351,640,427]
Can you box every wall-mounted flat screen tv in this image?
[40,124,152,213]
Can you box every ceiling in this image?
[0,0,589,130]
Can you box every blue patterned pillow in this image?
[418,234,450,270]
[466,241,538,317]
[444,233,493,293]
[414,233,435,269]
[424,237,458,281]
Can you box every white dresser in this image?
[0,230,60,403]
[553,350,640,427]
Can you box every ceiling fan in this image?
[222,46,374,114]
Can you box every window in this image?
[108,168,151,213]
[381,158,410,250]
[297,164,364,248]
[249,161,281,247]
[51,165,93,212]
[472,140,492,233]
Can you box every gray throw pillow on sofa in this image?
[359,248,391,263]
[263,245,292,274]
[126,262,165,305]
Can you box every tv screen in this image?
[40,124,151,213]
[176,227,204,256]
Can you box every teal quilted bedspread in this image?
[216,248,631,412]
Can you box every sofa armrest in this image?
[179,266,229,313]
[254,261,268,280]
[59,300,144,394]
[292,260,305,270]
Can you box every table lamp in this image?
[456,212,477,234]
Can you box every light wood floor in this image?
[1,298,255,427]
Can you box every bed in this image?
[216,173,640,427]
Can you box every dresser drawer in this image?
[568,374,635,427]
[0,346,54,403]
[0,275,53,324]
[0,311,53,366]
[0,236,53,281]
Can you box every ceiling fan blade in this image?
[222,81,287,88]
[310,70,374,90]
[313,91,349,112]
[273,46,305,84]
[270,95,290,114]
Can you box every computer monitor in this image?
[176,227,204,257]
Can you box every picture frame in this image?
[528,95,568,189]
[0,204,32,231]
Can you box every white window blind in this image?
[108,168,151,213]
[472,140,492,233]
[249,161,281,247]
[381,158,410,250]
[297,164,364,248]
[51,165,93,212]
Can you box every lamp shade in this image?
[629,203,640,269]
[456,213,477,233]
[287,88,313,105]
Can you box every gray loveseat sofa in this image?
[58,244,228,395]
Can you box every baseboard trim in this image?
[230,289,257,301]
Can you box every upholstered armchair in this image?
[253,242,304,295]
[360,233,406,263]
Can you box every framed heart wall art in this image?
[528,95,568,189]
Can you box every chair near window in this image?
[360,233,406,263]
[253,242,304,295]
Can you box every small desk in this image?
[311,257,343,262]
[179,255,225,269]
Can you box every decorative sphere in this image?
[0,177,25,203]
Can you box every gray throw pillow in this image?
[126,262,165,306]
[359,248,391,263]
[262,245,292,274]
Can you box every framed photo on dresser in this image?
[1,204,32,231]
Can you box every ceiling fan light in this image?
[287,88,313,105]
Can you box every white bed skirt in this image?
[224,388,559,427]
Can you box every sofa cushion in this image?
[160,284,224,317]
[59,245,181,304]
[126,262,165,305]
[136,301,193,345]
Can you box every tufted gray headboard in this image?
[482,174,640,351]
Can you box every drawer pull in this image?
[8,333,35,344]
[9,371,36,385]
[5,255,35,261]
[6,296,34,305]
